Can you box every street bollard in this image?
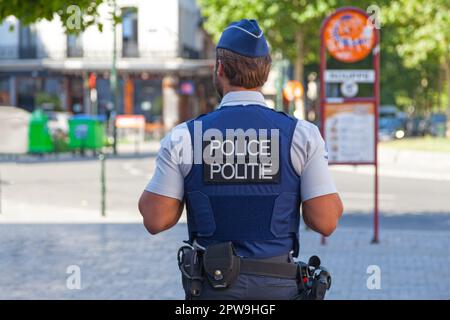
[99,153,106,217]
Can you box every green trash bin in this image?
[68,115,105,151]
[28,109,54,153]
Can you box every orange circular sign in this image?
[323,10,375,63]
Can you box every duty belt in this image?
[179,241,331,300]
[179,242,300,297]
[239,256,298,280]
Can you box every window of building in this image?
[67,33,83,58]
[19,22,37,59]
[96,77,124,115]
[17,77,36,111]
[178,3,201,59]
[122,7,138,57]
[134,79,162,123]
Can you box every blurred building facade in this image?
[0,0,217,130]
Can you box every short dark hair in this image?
[216,48,272,88]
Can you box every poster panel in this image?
[324,102,375,163]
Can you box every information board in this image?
[324,102,375,163]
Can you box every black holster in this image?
[177,245,204,299]
[203,242,240,289]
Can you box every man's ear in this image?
[216,60,224,77]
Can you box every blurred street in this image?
[0,222,449,300]
[0,143,449,299]
[1,143,450,225]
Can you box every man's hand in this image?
[301,193,343,236]
[138,191,183,235]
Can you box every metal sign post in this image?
[319,7,380,244]
[0,170,2,214]
[100,153,106,217]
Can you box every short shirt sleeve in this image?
[290,121,337,202]
[145,123,192,201]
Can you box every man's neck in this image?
[223,86,262,96]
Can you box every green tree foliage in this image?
[0,0,107,33]
[383,0,449,113]
[197,1,383,79]
[198,0,448,114]
[384,0,448,68]
[198,0,339,81]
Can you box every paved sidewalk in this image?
[1,142,449,299]
[332,147,450,181]
[0,222,448,300]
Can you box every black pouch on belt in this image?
[203,242,240,289]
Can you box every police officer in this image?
[139,19,343,300]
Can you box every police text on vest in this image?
[192,122,280,183]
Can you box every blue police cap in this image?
[216,19,269,57]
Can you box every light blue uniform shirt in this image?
[146,91,337,201]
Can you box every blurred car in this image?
[379,105,397,118]
[406,116,427,136]
[425,113,447,137]
[379,117,406,141]
[379,105,406,141]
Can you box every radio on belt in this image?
[202,129,280,184]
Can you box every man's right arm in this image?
[139,123,192,235]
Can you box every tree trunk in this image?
[445,56,450,137]
[437,65,442,112]
[294,30,304,83]
[294,30,305,119]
